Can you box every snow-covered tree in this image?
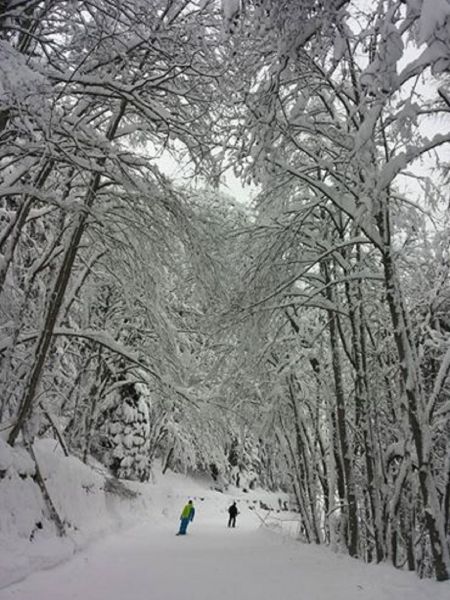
[216,0,450,580]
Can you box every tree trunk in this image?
[381,245,449,580]
[8,102,127,447]
[27,439,66,536]
[322,260,359,557]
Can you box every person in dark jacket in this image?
[228,501,238,528]
[177,500,195,535]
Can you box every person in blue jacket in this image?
[177,500,195,535]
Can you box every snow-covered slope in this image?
[0,437,290,589]
[1,438,449,599]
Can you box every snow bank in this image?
[0,438,152,588]
[0,438,292,590]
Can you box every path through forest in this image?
[0,504,447,600]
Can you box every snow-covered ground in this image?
[0,438,449,599]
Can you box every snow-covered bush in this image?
[98,383,151,482]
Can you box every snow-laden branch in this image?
[0,328,196,405]
[427,342,450,421]
[272,159,383,249]
[239,236,373,312]
[376,133,450,193]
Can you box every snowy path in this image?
[0,512,448,600]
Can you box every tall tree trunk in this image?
[342,242,385,563]
[377,197,449,580]
[288,377,321,543]
[7,102,127,446]
[280,416,314,543]
[322,260,359,557]
[383,255,449,580]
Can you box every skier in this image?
[177,500,195,535]
[228,501,238,528]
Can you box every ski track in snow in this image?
[0,507,448,600]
